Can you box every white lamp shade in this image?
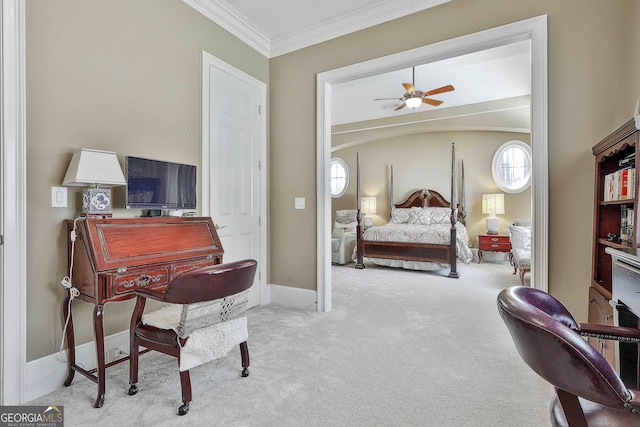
[361,196,377,214]
[481,193,505,215]
[62,148,126,187]
[405,97,422,109]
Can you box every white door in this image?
[202,53,265,308]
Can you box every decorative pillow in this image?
[390,208,412,224]
[514,218,532,227]
[509,225,531,250]
[409,207,452,225]
[335,209,357,224]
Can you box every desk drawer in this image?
[110,267,169,296]
[172,258,219,277]
[479,236,511,251]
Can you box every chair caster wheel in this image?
[178,403,189,416]
[128,385,138,396]
[242,367,250,377]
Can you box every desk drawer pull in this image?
[121,273,164,288]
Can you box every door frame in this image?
[1,0,27,404]
[316,16,548,312]
[200,51,269,306]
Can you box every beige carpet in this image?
[30,260,551,426]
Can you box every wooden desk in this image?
[62,216,223,407]
[605,247,640,388]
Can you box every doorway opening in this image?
[316,16,548,312]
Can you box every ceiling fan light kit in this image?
[375,67,454,111]
[405,97,422,109]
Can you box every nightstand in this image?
[477,234,511,263]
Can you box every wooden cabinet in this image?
[592,119,640,293]
[591,118,640,364]
[477,234,511,263]
[587,286,617,370]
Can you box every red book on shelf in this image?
[620,169,630,199]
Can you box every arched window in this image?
[330,157,349,198]
[492,140,532,194]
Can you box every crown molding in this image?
[183,0,451,58]
[183,0,271,57]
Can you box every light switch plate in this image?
[294,197,305,210]
[51,187,67,207]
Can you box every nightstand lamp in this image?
[482,193,505,235]
[361,196,377,228]
[62,148,126,217]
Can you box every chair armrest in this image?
[578,323,640,343]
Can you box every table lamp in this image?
[482,193,505,234]
[62,148,126,217]
[361,196,377,227]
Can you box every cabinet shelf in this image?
[597,238,633,250]
[600,199,635,206]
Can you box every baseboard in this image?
[24,330,130,403]
[268,284,317,311]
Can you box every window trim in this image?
[491,140,532,194]
[330,157,349,198]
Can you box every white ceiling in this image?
[184,0,531,130]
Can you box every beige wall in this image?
[269,0,640,320]
[332,132,532,242]
[23,0,640,361]
[25,0,268,360]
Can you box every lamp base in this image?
[82,188,113,216]
[486,216,499,234]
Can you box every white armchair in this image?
[331,209,357,265]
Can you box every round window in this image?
[330,157,349,198]
[491,140,532,194]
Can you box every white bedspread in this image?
[361,222,473,270]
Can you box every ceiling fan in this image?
[374,67,455,111]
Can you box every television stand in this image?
[143,209,162,217]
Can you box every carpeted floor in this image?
[30,260,552,426]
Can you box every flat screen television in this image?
[125,156,197,213]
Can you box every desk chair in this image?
[497,286,640,426]
[128,259,257,415]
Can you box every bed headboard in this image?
[394,189,450,209]
[393,189,466,224]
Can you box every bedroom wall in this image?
[332,131,532,243]
[25,0,268,361]
[269,0,638,320]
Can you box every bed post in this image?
[355,152,365,269]
[460,159,466,224]
[448,142,459,278]
[389,165,394,220]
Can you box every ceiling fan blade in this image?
[402,83,415,95]
[394,102,407,111]
[374,97,402,101]
[422,98,443,106]
[424,85,455,96]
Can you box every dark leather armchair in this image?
[128,259,257,416]
[497,286,640,426]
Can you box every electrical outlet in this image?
[106,347,127,363]
[106,348,119,363]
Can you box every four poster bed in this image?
[354,143,472,277]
